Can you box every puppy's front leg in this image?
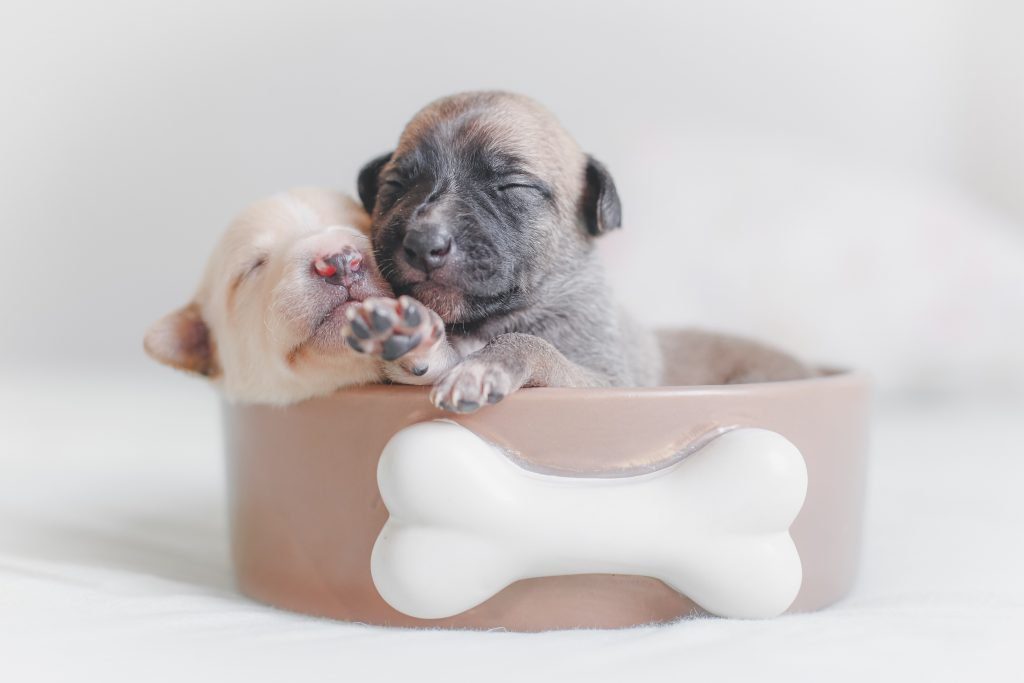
[430,333,608,413]
[342,296,461,385]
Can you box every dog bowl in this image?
[223,370,869,631]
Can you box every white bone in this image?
[371,421,807,620]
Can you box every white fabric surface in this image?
[2,369,1022,682]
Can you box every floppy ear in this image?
[357,151,393,214]
[580,155,622,236]
[144,302,219,377]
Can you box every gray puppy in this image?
[345,91,812,412]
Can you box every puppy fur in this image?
[353,92,655,412]
[144,188,442,404]
[353,91,814,412]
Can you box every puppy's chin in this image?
[286,278,391,361]
[305,299,363,352]
[388,259,518,325]
[397,281,466,323]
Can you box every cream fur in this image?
[145,188,390,404]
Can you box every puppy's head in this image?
[145,188,390,404]
[358,91,620,324]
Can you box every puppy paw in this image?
[430,359,519,413]
[343,296,443,374]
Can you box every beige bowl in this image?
[223,370,869,631]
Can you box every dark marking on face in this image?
[361,123,557,325]
[357,93,623,329]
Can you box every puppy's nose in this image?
[314,245,363,286]
[403,226,452,272]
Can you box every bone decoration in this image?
[371,421,807,620]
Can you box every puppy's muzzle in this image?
[314,245,363,287]
[402,224,452,273]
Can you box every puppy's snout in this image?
[314,245,363,286]
[402,225,452,273]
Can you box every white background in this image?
[2,2,1023,681]
[2,0,1023,396]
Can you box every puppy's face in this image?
[145,189,389,404]
[358,92,621,325]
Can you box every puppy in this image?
[144,188,442,404]
[348,91,813,412]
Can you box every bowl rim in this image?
[268,367,869,403]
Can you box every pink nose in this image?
[314,245,363,285]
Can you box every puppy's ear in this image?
[580,155,622,237]
[357,151,393,214]
[144,302,219,377]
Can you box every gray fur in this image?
[353,91,813,412]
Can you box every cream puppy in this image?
[145,188,443,404]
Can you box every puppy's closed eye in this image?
[378,178,407,210]
[491,170,550,196]
[229,256,268,303]
[494,179,552,203]
[241,256,268,280]
[497,183,542,193]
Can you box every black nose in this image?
[402,226,452,272]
